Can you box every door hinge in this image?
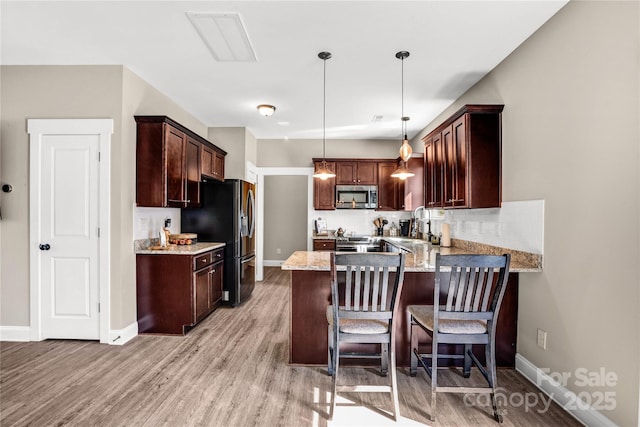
[98,302,101,313]
[97,227,100,237]
[98,151,101,162]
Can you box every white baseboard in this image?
[108,321,138,346]
[0,326,31,342]
[515,353,617,427]
[263,260,284,267]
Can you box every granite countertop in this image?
[312,234,337,240]
[135,241,225,255]
[282,237,542,273]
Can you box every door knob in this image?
[39,244,50,251]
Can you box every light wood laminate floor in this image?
[1,267,580,426]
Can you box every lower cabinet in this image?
[313,239,336,251]
[136,247,224,334]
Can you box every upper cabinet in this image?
[376,161,399,211]
[398,156,424,211]
[201,143,225,181]
[335,161,377,185]
[135,116,226,208]
[422,105,503,209]
[313,160,337,210]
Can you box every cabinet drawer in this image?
[194,252,213,270]
[212,248,224,262]
[313,239,336,251]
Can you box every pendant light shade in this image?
[391,51,415,180]
[313,51,336,180]
[390,162,415,180]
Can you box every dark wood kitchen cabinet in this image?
[201,143,226,181]
[377,161,399,210]
[312,160,336,210]
[422,105,503,209]
[313,239,336,251]
[335,161,377,185]
[135,116,226,207]
[185,137,201,208]
[136,247,224,335]
[398,156,425,211]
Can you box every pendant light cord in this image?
[401,54,405,139]
[323,55,327,159]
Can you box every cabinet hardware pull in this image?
[201,259,207,263]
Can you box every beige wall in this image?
[257,138,401,167]
[263,176,308,261]
[414,2,639,425]
[207,127,246,180]
[0,65,123,327]
[0,65,209,331]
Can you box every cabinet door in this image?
[451,116,467,208]
[425,132,445,208]
[194,266,212,322]
[185,138,201,208]
[400,157,424,211]
[165,126,187,207]
[424,138,436,208]
[313,161,336,210]
[442,124,456,208]
[356,162,377,184]
[377,161,399,210]
[335,162,356,184]
[201,144,215,178]
[210,261,223,304]
[213,150,225,181]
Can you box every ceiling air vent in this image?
[186,12,257,62]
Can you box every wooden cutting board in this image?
[169,233,197,240]
[148,245,177,250]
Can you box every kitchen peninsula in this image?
[282,238,541,367]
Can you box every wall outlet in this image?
[276,248,281,254]
[537,328,547,350]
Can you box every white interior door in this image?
[40,135,100,339]
[29,119,112,343]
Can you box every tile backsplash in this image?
[311,200,544,255]
[311,209,412,236]
[443,200,544,254]
[134,207,181,240]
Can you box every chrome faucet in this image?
[412,206,432,240]
[411,206,424,238]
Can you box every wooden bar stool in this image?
[408,253,511,423]
[327,252,406,421]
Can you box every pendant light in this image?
[391,51,415,180]
[313,51,336,180]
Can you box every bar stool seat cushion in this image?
[407,305,487,334]
[326,306,389,334]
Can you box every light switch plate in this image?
[537,328,547,350]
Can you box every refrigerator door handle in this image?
[246,188,255,238]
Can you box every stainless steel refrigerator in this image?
[181,179,256,306]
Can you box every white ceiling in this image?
[1,1,568,140]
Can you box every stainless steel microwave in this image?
[335,185,378,209]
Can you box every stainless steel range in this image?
[335,236,381,252]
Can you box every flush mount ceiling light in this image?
[186,12,257,62]
[313,51,336,181]
[257,104,276,117]
[391,51,415,180]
